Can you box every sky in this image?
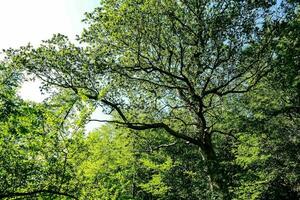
[0,0,109,132]
[0,0,97,49]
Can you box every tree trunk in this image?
[199,133,230,199]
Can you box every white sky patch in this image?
[86,107,111,133]
[18,78,46,102]
[0,0,97,49]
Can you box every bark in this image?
[199,133,230,199]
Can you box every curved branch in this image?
[211,130,238,140]
[89,119,200,146]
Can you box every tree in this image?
[0,63,86,199]
[6,0,299,198]
[75,125,136,199]
[231,11,300,199]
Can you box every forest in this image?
[0,0,299,199]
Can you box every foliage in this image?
[0,0,299,199]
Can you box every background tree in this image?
[0,64,85,199]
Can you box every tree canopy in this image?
[1,0,299,199]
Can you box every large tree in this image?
[6,0,298,197]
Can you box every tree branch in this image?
[89,119,200,146]
[211,130,237,140]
